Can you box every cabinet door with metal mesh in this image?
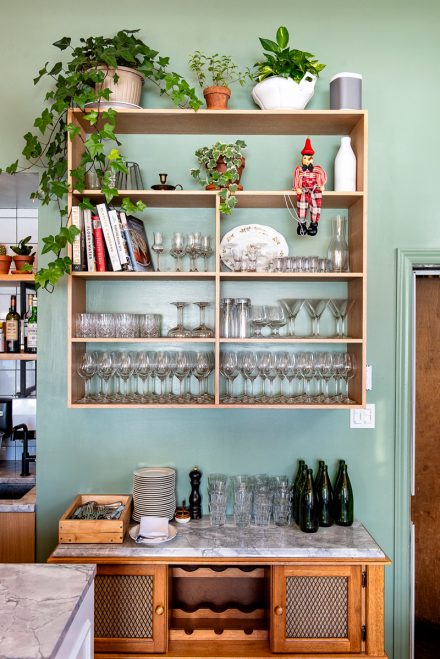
[271,565,362,653]
[94,564,167,654]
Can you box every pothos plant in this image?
[0,29,202,291]
[191,140,247,214]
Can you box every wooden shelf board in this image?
[71,271,215,281]
[70,402,362,409]
[0,353,37,361]
[72,337,216,343]
[72,108,366,136]
[74,189,363,209]
[0,274,35,283]
[220,272,363,281]
[219,338,363,344]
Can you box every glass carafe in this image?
[328,215,349,272]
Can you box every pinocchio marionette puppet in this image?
[294,137,327,236]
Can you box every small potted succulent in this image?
[10,237,35,273]
[0,245,12,275]
[191,140,247,214]
[252,26,325,109]
[189,51,251,109]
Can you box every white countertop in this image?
[0,563,95,659]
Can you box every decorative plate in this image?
[220,224,289,270]
[129,523,177,545]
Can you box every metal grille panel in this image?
[95,574,153,638]
[285,576,348,638]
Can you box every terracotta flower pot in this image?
[205,156,245,191]
[203,85,231,110]
[0,255,12,275]
[12,254,35,273]
[95,65,144,106]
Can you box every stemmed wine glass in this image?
[266,306,287,337]
[193,352,214,403]
[341,352,356,403]
[297,352,315,403]
[137,351,152,403]
[191,302,214,338]
[220,352,240,403]
[168,302,192,337]
[96,352,116,403]
[155,351,170,404]
[152,232,165,272]
[115,351,134,403]
[250,305,268,337]
[201,235,213,272]
[174,351,192,403]
[186,232,202,272]
[76,352,97,403]
[170,232,186,272]
[274,352,289,403]
[279,299,305,337]
[239,351,259,404]
[304,299,328,337]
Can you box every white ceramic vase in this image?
[95,65,144,106]
[334,137,357,191]
[252,73,317,110]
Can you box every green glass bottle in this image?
[317,464,334,527]
[26,296,38,354]
[294,463,308,525]
[299,468,319,533]
[334,463,354,526]
[333,459,346,493]
[315,460,325,492]
[5,294,20,353]
[292,459,305,522]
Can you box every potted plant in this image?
[252,26,326,110]
[10,237,35,273]
[0,30,202,291]
[0,245,12,275]
[191,140,247,214]
[189,51,251,109]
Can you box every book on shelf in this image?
[71,206,84,271]
[83,209,96,272]
[120,212,154,272]
[108,209,132,271]
[96,203,122,272]
[92,216,107,272]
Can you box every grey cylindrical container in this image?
[330,72,362,110]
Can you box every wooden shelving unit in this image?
[67,108,367,409]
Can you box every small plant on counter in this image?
[189,51,251,109]
[10,236,34,256]
[0,29,202,291]
[191,140,247,214]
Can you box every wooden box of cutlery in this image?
[59,494,132,544]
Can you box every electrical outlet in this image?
[350,403,375,429]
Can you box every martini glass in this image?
[304,299,328,337]
[279,298,305,337]
[167,302,192,338]
[328,298,356,337]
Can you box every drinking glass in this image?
[274,352,289,403]
[297,352,315,403]
[328,298,356,337]
[186,232,202,272]
[139,314,161,338]
[209,491,228,527]
[193,352,213,403]
[220,352,239,403]
[304,299,328,337]
[174,351,191,403]
[239,351,259,404]
[113,351,133,402]
[341,352,357,403]
[279,299,305,337]
[256,351,277,403]
[284,353,298,404]
[249,305,268,337]
[152,231,165,272]
[273,492,292,526]
[170,232,186,272]
[233,489,252,528]
[75,313,96,338]
[76,352,97,403]
[191,302,214,338]
[95,313,115,338]
[253,497,272,526]
[202,235,213,272]
[155,351,170,403]
[115,313,138,338]
[266,306,287,337]
[167,302,192,338]
[96,351,116,403]
[137,351,152,403]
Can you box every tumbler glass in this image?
[209,491,228,527]
[233,489,252,528]
[139,314,161,338]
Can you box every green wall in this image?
[2,1,439,656]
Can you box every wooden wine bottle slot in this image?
[172,566,265,579]
[172,601,264,614]
[172,607,265,620]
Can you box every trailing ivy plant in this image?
[0,29,202,291]
[191,140,247,215]
[254,26,325,83]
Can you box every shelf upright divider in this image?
[214,194,221,405]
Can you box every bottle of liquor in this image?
[23,293,34,352]
[299,468,319,533]
[0,323,5,353]
[5,295,20,353]
[334,463,354,526]
[317,464,334,527]
[291,459,305,522]
[26,296,38,354]
[294,463,308,525]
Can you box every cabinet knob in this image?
[274,606,283,616]
[155,605,165,616]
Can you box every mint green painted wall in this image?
[2,1,439,656]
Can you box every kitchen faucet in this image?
[12,423,36,477]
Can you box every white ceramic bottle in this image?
[334,136,357,191]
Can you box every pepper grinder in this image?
[189,466,202,519]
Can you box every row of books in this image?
[71,203,154,272]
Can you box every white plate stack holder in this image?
[132,467,176,522]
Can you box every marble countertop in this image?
[0,461,36,484]
[0,563,96,659]
[51,518,387,561]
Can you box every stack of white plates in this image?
[132,467,176,522]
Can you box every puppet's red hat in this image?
[301,137,314,155]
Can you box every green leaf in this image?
[107,148,120,161]
[259,38,281,54]
[34,108,53,134]
[53,37,71,50]
[276,26,289,48]
[6,160,18,175]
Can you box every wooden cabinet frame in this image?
[66,109,367,409]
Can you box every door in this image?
[270,565,362,653]
[94,564,167,654]
[413,276,440,655]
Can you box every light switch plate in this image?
[366,365,372,390]
[350,403,375,429]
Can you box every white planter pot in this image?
[334,136,357,191]
[95,65,144,106]
[252,73,317,110]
